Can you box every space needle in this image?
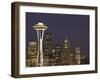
[33,22,48,66]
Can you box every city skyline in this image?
[26,12,89,55]
[26,32,89,67]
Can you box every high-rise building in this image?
[69,48,76,65]
[80,54,89,64]
[64,38,70,49]
[53,44,62,65]
[26,41,37,67]
[61,38,74,65]
[75,47,81,64]
[43,32,52,50]
[43,32,52,66]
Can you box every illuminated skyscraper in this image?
[26,41,37,67]
[61,38,72,65]
[69,48,75,65]
[75,47,81,64]
[64,38,70,49]
[33,22,48,66]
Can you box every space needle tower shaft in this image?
[33,22,48,66]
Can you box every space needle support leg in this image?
[40,30,44,66]
[36,30,39,66]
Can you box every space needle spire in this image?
[33,22,48,66]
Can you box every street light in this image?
[33,22,48,66]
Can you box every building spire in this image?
[64,37,68,43]
[64,37,69,48]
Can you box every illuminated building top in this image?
[64,38,69,48]
[76,47,80,53]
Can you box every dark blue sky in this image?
[26,12,89,55]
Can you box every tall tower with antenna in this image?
[62,38,71,65]
[33,22,48,66]
[64,37,70,49]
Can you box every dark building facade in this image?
[43,32,53,66]
[53,44,62,65]
[80,54,89,64]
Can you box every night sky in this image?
[26,12,89,55]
